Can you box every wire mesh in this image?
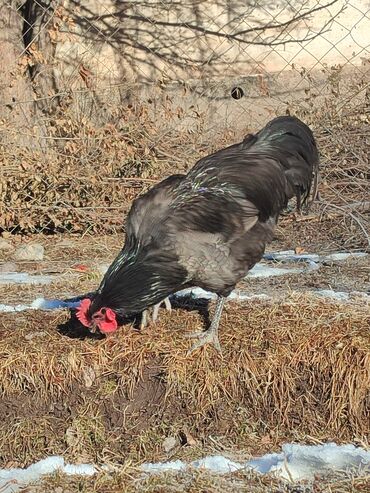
[0,0,369,234]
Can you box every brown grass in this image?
[0,294,369,469]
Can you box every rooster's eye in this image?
[101,308,106,315]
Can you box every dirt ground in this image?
[0,213,369,492]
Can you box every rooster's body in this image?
[77,116,319,351]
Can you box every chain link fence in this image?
[0,0,369,239]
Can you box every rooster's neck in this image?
[95,243,187,314]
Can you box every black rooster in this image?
[77,116,319,352]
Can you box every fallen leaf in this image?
[179,427,197,447]
[73,264,89,272]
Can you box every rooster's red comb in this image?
[76,298,92,327]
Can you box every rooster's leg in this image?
[140,309,149,330]
[152,297,172,322]
[186,296,225,354]
[140,297,172,329]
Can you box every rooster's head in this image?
[76,298,118,334]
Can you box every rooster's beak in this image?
[89,322,98,334]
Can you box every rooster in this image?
[77,116,319,352]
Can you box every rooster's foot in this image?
[186,295,226,355]
[186,328,222,354]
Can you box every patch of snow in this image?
[266,249,295,256]
[32,298,81,310]
[142,459,186,474]
[0,272,53,285]
[0,297,80,313]
[264,251,320,263]
[263,250,368,265]
[0,443,369,491]
[323,252,368,262]
[192,455,242,473]
[63,464,96,476]
[313,289,370,302]
[0,456,95,493]
[248,263,308,277]
[142,443,370,482]
[174,287,270,302]
[262,442,370,481]
[228,291,270,301]
[1,246,367,313]
[174,287,369,304]
[175,287,214,300]
[247,451,281,474]
[314,289,351,301]
[0,303,32,313]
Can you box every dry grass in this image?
[0,294,369,469]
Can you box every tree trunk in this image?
[22,0,60,113]
[0,0,41,146]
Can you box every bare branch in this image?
[320,202,370,248]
